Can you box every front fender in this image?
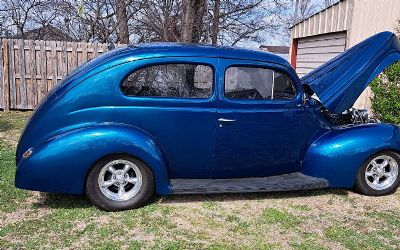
[15,123,172,195]
[302,123,400,188]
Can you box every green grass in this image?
[325,225,400,250]
[0,139,31,213]
[1,111,400,249]
[261,208,300,228]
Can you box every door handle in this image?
[218,118,236,123]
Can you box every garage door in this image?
[296,32,347,77]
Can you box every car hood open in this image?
[301,31,400,114]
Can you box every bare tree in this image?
[53,0,142,43]
[324,0,335,8]
[292,0,319,23]
[293,0,299,23]
[215,0,290,46]
[0,0,291,47]
[0,0,50,38]
[298,0,316,21]
[181,0,206,43]
[211,0,220,44]
[116,0,130,43]
[134,0,181,42]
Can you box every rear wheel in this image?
[86,155,155,211]
[355,151,400,196]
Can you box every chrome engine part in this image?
[327,108,379,125]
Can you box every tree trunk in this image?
[181,0,206,43]
[211,0,220,45]
[116,0,129,44]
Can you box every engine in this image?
[325,108,380,125]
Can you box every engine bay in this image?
[324,108,379,125]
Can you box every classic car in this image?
[15,31,400,211]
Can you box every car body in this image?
[15,32,400,210]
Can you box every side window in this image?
[121,64,213,98]
[224,66,296,100]
[273,71,296,100]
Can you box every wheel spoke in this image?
[102,180,115,188]
[380,160,389,169]
[371,160,379,168]
[108,165,117,174]
[373,177,380,185]
[366,170,374,177]
[123,164,130,173]
[118,185,126,195]
[127,177,137,184]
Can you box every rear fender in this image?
[302,123,400,188]
[15,123,171,195]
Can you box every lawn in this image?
[1,111,400,250]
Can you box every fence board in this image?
[0,38,113,110]
[18,39,27,109]
[61,41,67,76]
[0,40,3,109]
[71,42,78,72]
[51,41,57,89]
[9,40,16,109]
[2,41,9,110]
[28,40,37,107]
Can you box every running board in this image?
[171,173,329,194]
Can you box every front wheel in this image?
[86,155,155,211]
[355,151,400,196]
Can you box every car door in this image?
[212,59,311,178]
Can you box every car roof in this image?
[128,42,291,66]
[56,42,293,97]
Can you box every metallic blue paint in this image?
[16,123,171,195]
[15,33,400,195]
[212,59,321,178]
[302,123,400,187]
[302,31,400,114]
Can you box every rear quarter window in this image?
[121,63,213,98]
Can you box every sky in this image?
[238,0,339,48]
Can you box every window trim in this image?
[223,65,298,102]
[120,62,216,100]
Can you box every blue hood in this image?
[301,31,400,114]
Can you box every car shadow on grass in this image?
[30,188,350,209]
[32,193,92,209]
[158,188,350,204]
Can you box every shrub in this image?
[370,62,400,124]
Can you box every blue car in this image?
[15,32,400,211]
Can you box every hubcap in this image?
[98,159,143,201]
[365,155,398,191]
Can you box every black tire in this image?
[86,155,155,211]
[355,151,400,196]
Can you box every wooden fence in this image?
[0,39,112,110]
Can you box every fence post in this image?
[2,40,9,111]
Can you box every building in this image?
[12,25,76,42]
[289,0,400,110]
[259,45,290,60]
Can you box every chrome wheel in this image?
[365,155,399,191]
[98,159,143,201]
